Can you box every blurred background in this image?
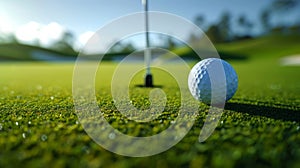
[0,0,299,61]
[0,1,299,167]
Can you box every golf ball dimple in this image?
[188,58,238,104]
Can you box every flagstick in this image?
[142,0,153,87]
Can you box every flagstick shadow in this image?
[135,84,163,88]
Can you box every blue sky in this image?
[0,0,299,52]
[0,0,272,34]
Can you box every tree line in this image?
[194,0,300,44]
[112,0,300,53]
[0,0,299,54]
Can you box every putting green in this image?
[0,57,299,167]
[0,35,299,167]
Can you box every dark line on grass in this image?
[135,84,163,88]
[225,102,300,122]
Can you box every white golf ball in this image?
[188,58,238,104]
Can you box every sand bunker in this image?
[280,55,300,66]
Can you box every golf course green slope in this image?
[216,34,300,59]
[171,34,300,61]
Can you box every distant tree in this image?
[51,31,77,55]
[0,32,18,44]
[157,34,178,50]
[218,12,232,42]
[204,12,232,43]
[260,0,299,35]
[120,42,135,53]
[0,34,4,43]
[62,31,75,48]
[7,34,18,44]
[270,0,299,27]
[165,36,177,49]
[187,15,205,45]
[288,24,300,34]
[237,15,253,37]
[194,15,206,30]
[206,24,222,43]
[260,9,271,33]
[188,32,200,45]
[271,0,298,12]
[109,41,136,54]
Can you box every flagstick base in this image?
[145,74,153,87]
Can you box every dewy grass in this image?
[0,35,299,167]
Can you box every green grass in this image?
[172,34,300,61]
[0,35,300,167]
